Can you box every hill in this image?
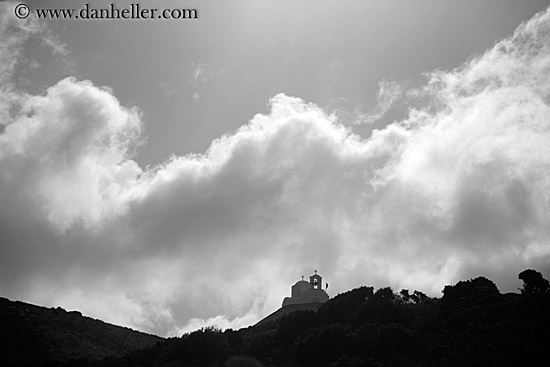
[3,269,550,367]
[93,269,550,367]
[0,296,162,366]
[254,302,324,329]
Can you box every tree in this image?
[316,286,374,325]
[400,289,411,303]
[518,269,550,295]
[412,290,428,303]
[442,276,499,304]
[371,287,396,306]
[179,327,229,366]
[292,324,357,367]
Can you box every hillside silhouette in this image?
[0,297,162,366]
[4,269,550,366]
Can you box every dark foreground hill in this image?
[3,269,550,367]
[92,269,550,367]
[255,302,324,328]
[0,296,162,366]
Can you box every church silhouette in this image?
[256,270,329,327]
[282,270,329,306]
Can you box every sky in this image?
[1,0,550,336]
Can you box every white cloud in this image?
[356,80,403,124]
[1,3,550,337]
[0,77,143,231]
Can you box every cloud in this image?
[189,62,224,101]
[0,77,143,231]
[356,80,403,124]
[1,3,550,337]
[0,1,67,124]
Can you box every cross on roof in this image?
[314,269,318,275]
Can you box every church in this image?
[282,270,329,306]
[255,270,329,327]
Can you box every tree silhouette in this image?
[7,272,550,367]
[442,276,499,304]
[412,290,428,303]
[400,289,411,303]
[518,269,550,295]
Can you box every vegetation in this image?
[3,269,550,366]
[0,297,162,367]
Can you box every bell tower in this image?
[309,269,322,290]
